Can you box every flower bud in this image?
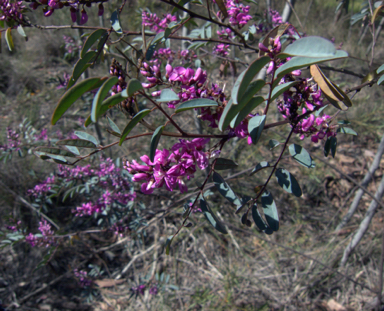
[98,3,104,16]
[79,9,88,25]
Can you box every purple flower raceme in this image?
[142,11,177,33]
[0,127,21,152]
[125,138,210,194]
[25,219,56,248]
[0,0,25,23]
[74,269,92,287]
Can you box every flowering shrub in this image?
[1,0,383,299]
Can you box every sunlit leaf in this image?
[248,115,266,145]
[213,172,242,207]
[121,79,143,97]
[337,127,357,135]
[275,168,302,197]
[261,190,279,231]
[110,10,122,34]
[252,203,268,231]
[74,131,99,146]
[269,139,280,150]
[279,36,337,58]
[200,197,228,234]
[289,144,315,168]
[250,161,270,176]
[5,28,14,51]
[175,98,218,113]
[156,88,179,102]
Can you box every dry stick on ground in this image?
[336,132,384,231]
[340,173,384,267]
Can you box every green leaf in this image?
[250,161,270,176]
[34,147,78,158]
[219,96,264,131]
[199,198,228,234]
[252,204,269,231]
[378,75,384,85]
[156,89,179,102]
[238,79,266,107]
[64,145,80,155]
[269,139,280,150]
[274,52,349,83]
[74,131,99,146]
[110,10,122,34]
[377,64,384,75]
[261,190,279,231]
[171,0,192,14]
[213,172,242,207]
[5,28,14,52]
[175,98,218,113]
[324,136,337,158]
[270,81,298,102]
[164,235,174,255]
[81,29,107,57]
[248,115,266,145]
[67,51,97,89]
[289,144,315,168]
[232,56,270,105]
[275,168,302,197]
[107,116,121,134]
[121,79,144,97]
[119,109,151,146]
[56,139,97,148]
[214,158,238,170]
[51,77,107,125]
[91,76,119,122]
[97,91,129,119]
[149,125,164,162]
[146,31,165,61]
[84,116,92,127]
[337,127,357,135]
[279,36,338,58]
[230,91,265,129]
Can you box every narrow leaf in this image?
[275,168,302,197]
[288,144,315,168]
[65,145,80,155]
[214,158,238,170]
[269,139,280,150]
[91,76,119,122]
[149,125,164,162]
[230,95,264,129]
[52,77,107,125]
[164,235,174,255]
[74,131,99,146]
[67,51,97,88]
[34,147,78,158]
[107,117,121,134]
[5,28,14,51]
[56,139,97,148]
[270,81,298,102]
[119,109,151,145]
[378,75,384,85]
[250,161,270,176]
[248,115,266,145]
[200,198,228,234]
[324,136,337,158]
[81,29,107,57]
[175,98,217,113]
[377,64,384,75]
[261,190,279,231]
[232,56,270,105]
[274,52,348,82]
[17,25,27,40]
[213,172,242,207]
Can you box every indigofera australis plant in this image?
[1,0,383,259]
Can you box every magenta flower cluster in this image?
[74,269,92,287]
[125,138,210,194]
[28,0,105,24]
[25,219,55,247]
[131,284,158,296]
[151,48,197,65]
[0,0,25,23]
[142,11,177,33]
[0,127,21,152]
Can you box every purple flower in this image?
[79,9,88,25]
